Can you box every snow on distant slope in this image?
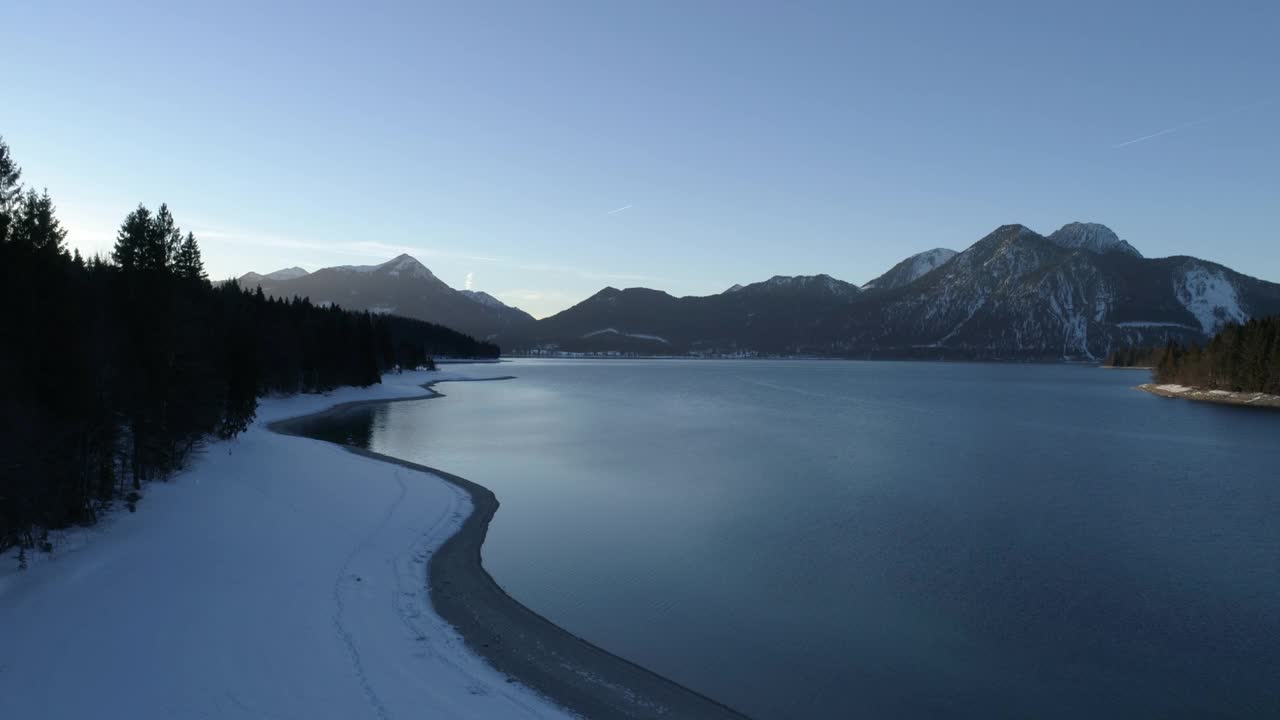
[266,266,309,280]
[583,328,670,343]
[1117,321,1199,329]
[383,254,435,279]
[902,249,957,283]
[461,290,508,309]
[736,274,859,296]
[1047,222,1142,257]
[0,370,573,720]
[863,248,958,290]
[1175,264,1246,334]
[335,263,380,273]
[335,254,435,280]
[241,267,310,285]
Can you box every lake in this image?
[313,359,1280,719]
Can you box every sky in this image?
[2,1,1278,318]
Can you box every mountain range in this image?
[235,222,1280,360]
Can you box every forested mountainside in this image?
[0,137,495,556]
[1105,346,1163,368]
[238,256,535,344]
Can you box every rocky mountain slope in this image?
[824,224,1280,359]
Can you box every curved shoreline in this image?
[269,376,752,720]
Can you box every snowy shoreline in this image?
[1138,383,1280,409]
[271,374,752,720]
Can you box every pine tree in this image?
[1267,321,1280,395]
[173,232,206,281]
[148,203,182,272]
[111,205,153,271]
[9,189,67,255]
[0,136,21,244]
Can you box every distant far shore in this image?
[1138,383,1280,409]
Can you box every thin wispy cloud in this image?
[1113,101,1272,149]
[607,204,633,214]
[464,271,473,290]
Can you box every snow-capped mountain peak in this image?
[379,254,435,279]
[1047,222,1142,257]
[333,254,435,279]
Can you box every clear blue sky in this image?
[2,1,1277,317]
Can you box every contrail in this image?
[1113,126,1186,148]
[607,204,632,214]
[1113,100,1272,149]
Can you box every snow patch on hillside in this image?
[901,249,957,285]
[1174,265,1246,334]
[1041,275,1093,358]
[461,290,508,310]
[863,249,957,290]
[335,255,435,280]
[582,328,670,343]
[266,266,309,280]
[1117,321,1198,330]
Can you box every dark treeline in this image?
[1146,317,1280,392]
[0,137,496,559]
[1104,345,1163,368]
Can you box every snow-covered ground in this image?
[0,367,574,720]
[1141,382,1280,409]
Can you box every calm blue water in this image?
[331,360,1280,719]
